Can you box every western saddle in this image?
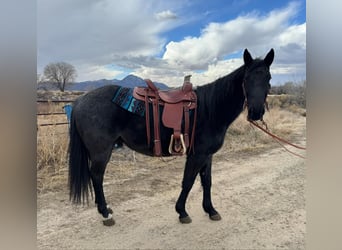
[133,75,197,156]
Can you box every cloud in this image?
[155,10,177,21]
[76,64,126,81]
[275,23,306,64]
[162,2,303,71]
[38,1,306,86]
[37,0,182,72]
[139,2,306,86]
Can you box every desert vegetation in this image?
[269,81,306,109]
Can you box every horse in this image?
[68,48,274,226]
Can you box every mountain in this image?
[68,78,118,91]
[37,75,169,91]
[116,75,168,89]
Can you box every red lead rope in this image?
[249,120,306,159]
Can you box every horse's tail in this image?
[68,111,92,204]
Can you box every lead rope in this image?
[249,120,306,159]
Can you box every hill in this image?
[37,74,169,91]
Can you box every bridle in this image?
[242,72,306,159]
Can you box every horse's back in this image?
[73,85,119,111]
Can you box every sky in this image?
[37,0,306,87]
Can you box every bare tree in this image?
[37,73,45,84]
[43,62,77,92]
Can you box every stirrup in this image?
[168,134,186,155]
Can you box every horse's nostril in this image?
[248,106,265,121]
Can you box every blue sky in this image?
[37,0,306,86]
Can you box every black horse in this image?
[69,49,274,226]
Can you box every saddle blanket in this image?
[63,104,72,122]
[112,87,145,116]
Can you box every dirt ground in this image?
[37,116,306,250]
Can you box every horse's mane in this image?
[195,65,246,125]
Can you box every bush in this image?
[270,81,306,108]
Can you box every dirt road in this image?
[37,121,306,249]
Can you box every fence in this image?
[37,100,73,128]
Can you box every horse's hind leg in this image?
[90,151,115,226]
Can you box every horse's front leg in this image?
[175,154,206,223]
[200,155,221,221]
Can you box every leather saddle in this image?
[133,76,197,156]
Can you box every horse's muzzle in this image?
[247,106,265,121]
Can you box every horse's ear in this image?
[243,49,253,66]
[264,48,274,67]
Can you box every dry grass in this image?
[37,113,70,193]
[223,107,304,156]
[37,93,306,194]
[37,90,84,101]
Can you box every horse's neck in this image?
[218,74,245,122]
[198,68,245,129]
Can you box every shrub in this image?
[270,81,306,108]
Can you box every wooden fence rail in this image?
[37,100,74,127]
[37,100,75,103]
[38,122,70,127]
[37,112,67,116]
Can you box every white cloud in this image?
[192,59,243,85]
[162,2,303,71]
[144,3,305,86]
[37,0,181,72]
[155,10,177,21]
[76,64,126,81]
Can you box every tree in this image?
[43,62,77,92]
[37,73,45,84]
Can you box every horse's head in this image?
[242,48,274,121]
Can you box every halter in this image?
[242,77,269,116]
[242,79,248,111]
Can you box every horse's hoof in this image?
[179,216,192,224]
[102,214,115,226]
[209,213,222,221]
[103,218,115,226]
